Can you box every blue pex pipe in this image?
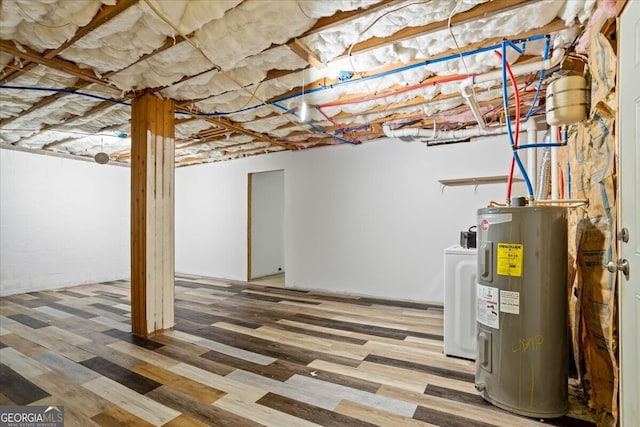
[514,142,566,150]
[525,36,551,119]
[0,85,130,105]
[568,161,572,198]
[2,34,551,119]
[504,39,525,55]
[500,42,534,198]
[271,34,549,106]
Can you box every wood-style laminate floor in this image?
[0,275,598,427]
[249,273,285,288]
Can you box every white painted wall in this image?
[176,135,525,303]
[0,133,527,302]
[285,137,523,303]
[250,170,284,278]
[175,152,289,280]
[0,149,130,296]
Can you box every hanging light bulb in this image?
[299,71,309,122]
[299,100,309,122]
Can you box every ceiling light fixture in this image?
[94,136,110,164]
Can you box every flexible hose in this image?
[536,149,552,200]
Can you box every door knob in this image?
[603,259,630,280]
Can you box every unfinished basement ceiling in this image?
[0,0,595,166]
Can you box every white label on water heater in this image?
[500,290,520,314]
[477,284,499,329]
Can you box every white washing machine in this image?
[444,245,477,359]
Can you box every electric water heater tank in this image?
[475,206,568,418]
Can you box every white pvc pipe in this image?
[454,49,564,131]
[526,117,538,195]
[463,47,565,87]
[385,48,566,143]
[550,125,559,200]
[382,123,526,141]
[460,82,486,130]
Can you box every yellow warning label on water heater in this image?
[497,243,524,277]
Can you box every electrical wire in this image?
[2,21,556,150]
[142,0,309,135]
[345,0,432,94]
[236,81,263,110]
[447,4,473,86]
[269,34,548,108]
[14,1,74,29]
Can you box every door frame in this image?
[247,172,253,281]
[618,1,638,425]
[246,169,285,281]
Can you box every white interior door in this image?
[619,2,640,426]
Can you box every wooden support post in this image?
[131,94,175,337]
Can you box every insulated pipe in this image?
[526,117,539,194]
[550,125,559,199]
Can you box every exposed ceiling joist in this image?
[0,0,137,83]
[0,40,114,88]
[16,101,117,147]
[42,136,77,150]
[0,0,595,164]
[297,0,405,38]
[0,62,37,84]
[339,0,540,58]
[287,39,326,69]
[45,0,139,60]
[187,112,295,151]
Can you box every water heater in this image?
[475,206,568,418]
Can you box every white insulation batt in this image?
[0,0,595,161]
